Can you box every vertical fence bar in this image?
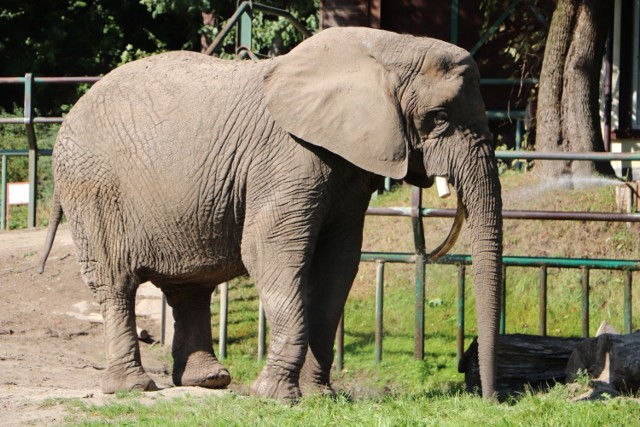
[414,254,426,360]
[237,1,253,53]
[456,264,466,363]
[500,266,507,334]
[624,270,633,334]
[1,154,6,230]
[374,261,385,364]
[219,282,228,359]
[24,73,37,228]
[161,294,167,346]
[335,313,344,371]
[450,0,459,44]
[384,177,392,192]
[539,266,548,336]
[581,267,590,337]
[258,300,266,362]
[410,186,426,360]
[515,119,523,171]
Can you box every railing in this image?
[204,1,312,58]
[0,75,100,229]
[214,155,639,366]
[2,75,639,370]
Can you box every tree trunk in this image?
[536,0,578,177]
[536,0,615,178]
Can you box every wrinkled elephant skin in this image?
[40,27,503,400]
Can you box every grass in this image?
[61,383,640,426]
[45,171,640,424]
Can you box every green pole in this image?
[414,254,426,360]
[624,271,633,334]
[451,0,459,45]
[1,154,6,230]
[24,73,38,228]
[219,282,228,360]
[237,1,253,54]
[539,266,548,336]
[456,264,466,363]
[500,266,507,334]
[258,300,266,362]
[581,267,590,337]
[335,314,344,371]
[374,261,385,364]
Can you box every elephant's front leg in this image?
[163,285,231,389]
[299,224,364,396]
[242,230,313,400]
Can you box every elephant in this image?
[39,27,503,400]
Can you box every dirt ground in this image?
[0,225,228,426]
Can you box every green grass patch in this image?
[49,173,640,424]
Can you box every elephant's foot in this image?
[299,361,335,397]
[251,365,301,400]
[173,351,231,389]
[102,367,158,394]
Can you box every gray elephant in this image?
[39,27,503,400]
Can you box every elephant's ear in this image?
[263,28,408,179]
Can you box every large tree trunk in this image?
[536,0,615,178]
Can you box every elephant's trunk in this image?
[457,140,503,399]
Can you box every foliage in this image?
[0,1,318,114]
[479,0,550,79]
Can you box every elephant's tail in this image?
[38,191,63,274]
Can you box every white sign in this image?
[7,182,30,205]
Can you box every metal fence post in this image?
[335,313,344,371]
[624,270,633,334]
[219,282,228,359]
[374,261,385,364]
[581,267,590,337]
[236,0,253,54]
[456,264,466,363]
[258,300,266,362]
[1,154,6,230]
[414,255,426,360]
[411,186,426,360]
[24,73,38,227]
[539,266,548,336]
[500,266,507,334]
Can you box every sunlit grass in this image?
[61,173,640,424]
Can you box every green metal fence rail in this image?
[0,75,100,229]
[330,157,640,369]
[2,74,640,371]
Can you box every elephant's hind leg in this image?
[94,277,158,394]
[163,285,231,389]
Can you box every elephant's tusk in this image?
[427,196,464,261]
[435,176,451,199]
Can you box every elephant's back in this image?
[52,52,276,278]
[55,50,273,184]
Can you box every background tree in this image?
[535,0,614,177]
[0,0,318,115]
[480,0,614,177]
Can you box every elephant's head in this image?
[263,27,502,399]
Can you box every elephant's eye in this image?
[434,110,448,126]
[430,109,449,137]
[417,109,450,141]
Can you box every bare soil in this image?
[0,225,227,426]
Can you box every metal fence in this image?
[2,75,640,370]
